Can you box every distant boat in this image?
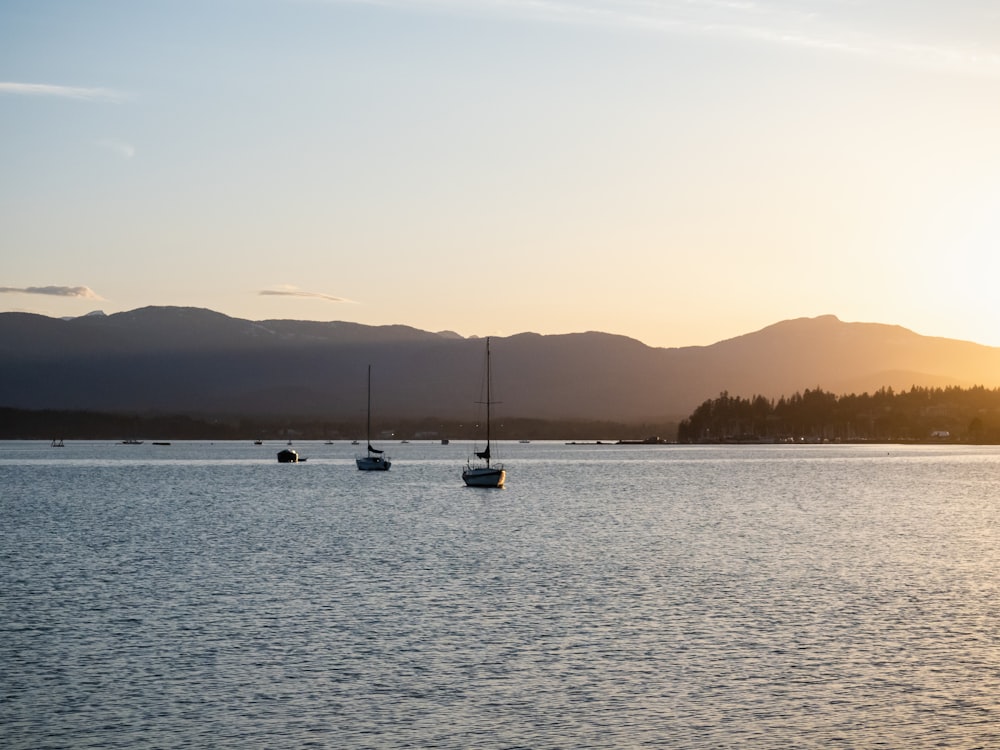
[253,439,263,445]
[277,448,300,463]
[356,365,391,471]
[121,439,143,445]
[463,337,505,488]
[50,439,65,448]
[441,438,450,445]
[152,442,171,446]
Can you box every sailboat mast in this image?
[485,338,492,465]
[366,364,372,454]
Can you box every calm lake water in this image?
[2,440,999,749]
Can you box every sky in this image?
[2,0,999,349]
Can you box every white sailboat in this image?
[463,337,506,488]
[356,365,391,471]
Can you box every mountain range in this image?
[2,307,999,422]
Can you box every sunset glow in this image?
[2,1,999,348]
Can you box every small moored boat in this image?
[462,337,505,488]
[356,365,391,471]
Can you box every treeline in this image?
[677,386,1000,443]
[0,407,677,442]
[15,385,1000,443]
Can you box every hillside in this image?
[1,308,999,421]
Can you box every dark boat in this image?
[462,337,506,488]
[356,365,391,471]
[277,448,299,463]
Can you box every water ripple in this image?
[2,443,999,748]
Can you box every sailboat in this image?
[356,365,391,471]
[463,337,506,488]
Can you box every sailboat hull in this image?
[462,466,505,488]
[357,456,391,471]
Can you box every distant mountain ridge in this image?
[1,307,998,421]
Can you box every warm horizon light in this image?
[2,0,999,350]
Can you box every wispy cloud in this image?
[329,0,1000,77]
[0,286,104,299]
[0,82,127,102]
[98,138,136,159]
[259,285,354,303]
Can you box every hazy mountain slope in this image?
[1,308,998,420]
[690,315,999,396]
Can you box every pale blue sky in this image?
[3,0,999,348]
